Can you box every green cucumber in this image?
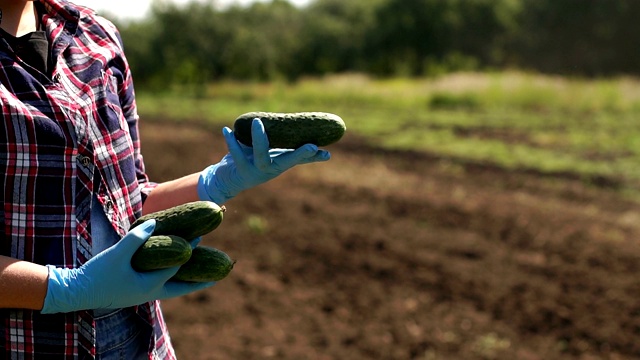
[131,235,192,272]
[172,246,236,282]
[131,201,225,240]
[233,111,346,149]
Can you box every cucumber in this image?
[131,201,225,240]
[131,235,192,272]
[172,246,236,282]
[233,111,346,149]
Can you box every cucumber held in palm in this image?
[172,246,236,282]
[233,111,346,149]
[131,235,192,272]
[131,201,225,241]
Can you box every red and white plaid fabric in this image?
[0,0,174,358]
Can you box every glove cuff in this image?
[41,265,74,314]
[198,164,233,205]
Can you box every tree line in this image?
[114,0,640,87]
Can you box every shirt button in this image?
[105,200,114,211]
[78,155,90,167]
[53,73,61,82]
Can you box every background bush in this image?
[114,0,640,87]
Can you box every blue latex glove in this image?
[198,118,331,205]
[41,220,214,314]
[189,237,202,248]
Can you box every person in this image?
[0,0,330,358]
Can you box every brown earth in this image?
[139,119,640,360]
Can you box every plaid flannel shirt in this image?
[0,0,175,358]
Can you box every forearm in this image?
[142,173,201,215]
[0,255,48,310]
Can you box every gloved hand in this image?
[197,118,331,205]
[41,220,214,314]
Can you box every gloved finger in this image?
[162,281,216,298]
[272,144,329,170]
[222,127,250,170]
[284,148,331,164]
[114,219,156,258]
[305,149,331,163]
[189,237,202,249]
[251,119,273,171]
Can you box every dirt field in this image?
[140,119,640,360]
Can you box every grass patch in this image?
[137,71,640,194]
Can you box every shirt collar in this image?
[37,0,81,33]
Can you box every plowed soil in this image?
[140,119,640,360]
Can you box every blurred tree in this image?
[115,0,640,86]
[139,1,228,89]
[364,0,522,76]
[117,18,160,86]
[513,0,640,76]
[290,0,383,77]
[365,0,452,76]
[448,0,522,68]
[221,0,304,80]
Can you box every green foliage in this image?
[428,91,482,111]
[115,0,640,85]
[222,1,304,80]
[246,215,269,235]
[512,0,640,76]
[291,0,381,76]
[362,0,518,76]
